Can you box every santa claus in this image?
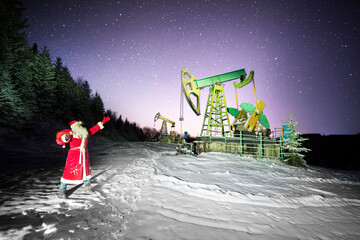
[56,116,110,199]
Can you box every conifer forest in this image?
[0,0,155,141]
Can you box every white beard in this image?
[71,123,89,139]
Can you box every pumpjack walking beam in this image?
[181,67,251,137]
[154,112,175,136]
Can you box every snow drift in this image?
[1,142,360,239]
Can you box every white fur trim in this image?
[61,134,70,143]
[98,122,104,129]
[60,176,91,185]
[70,121,79,128]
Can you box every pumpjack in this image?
[154,112,177,142]
[181,67,271,137]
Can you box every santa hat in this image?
[69,120,78,127]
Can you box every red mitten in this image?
[102,116,110,124]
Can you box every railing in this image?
[195,132,284,161]
[273,128,284,139]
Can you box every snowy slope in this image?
[1,142,360,239]
[125,150,360,239]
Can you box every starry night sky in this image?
[23,0,360,136]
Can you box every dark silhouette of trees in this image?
[143,127,160,141]
[91,92,105,126]
[0,0,33,128]
[103,111,148,142]
[0,0,154,141]
[116,115,125,136]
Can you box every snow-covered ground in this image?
[1,141,360,239]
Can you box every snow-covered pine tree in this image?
[32,47,56,117]
[282,112,310,167]
[0,0,36,128]
[0,71,26,128]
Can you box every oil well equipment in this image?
[178,67,286,161]
[181,67,270,137]
[154,112,177,142]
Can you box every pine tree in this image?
[53,57,76,122]
[74,77,93,124]
[124,118,130,134]
[101,109,117,138]
[116,115,125,136]
[90,92,105,124]
[32,47,56,118]
[0,0,28,76]
[61,65,76,121]
[53,57,67,119]
[282,112,310,167]
[14,53,37,124]
[0,71,26,128]
[0,0,34,128]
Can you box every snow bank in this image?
[1,142,360,239]
[124,150,360,240]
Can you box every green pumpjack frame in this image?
[182,67,256,137]
[194,69,249,137]
[195,69,247,88]
[201,85,232,137]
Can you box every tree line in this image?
[0,0,158,141]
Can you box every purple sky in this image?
[23,0,360,136]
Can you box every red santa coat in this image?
[56,122,104,184]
